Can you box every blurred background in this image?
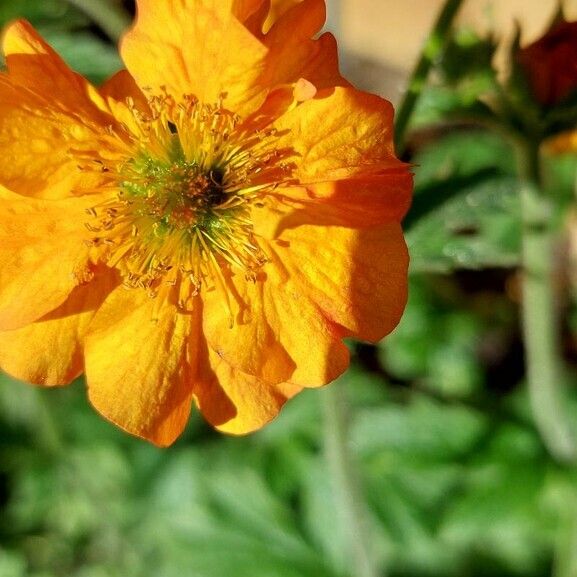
[1,1,577,576]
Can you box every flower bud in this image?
[517,19,577,107]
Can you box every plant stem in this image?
[553,486,577,577]
[322,383,381,577]
[64,0,130,43]
[394,0,466,155]
[33,388,64,457]
[516,137,577,463]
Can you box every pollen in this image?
[83,93,294,310]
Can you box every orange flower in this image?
[543,129,577,154]
[264,0,300,31]
[0,0,411,445]
[517,19,577,106]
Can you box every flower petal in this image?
[121,1,342,115]
[202,258,350,388]
[98,69,152,136]
[194,349,301,434]
[0,80,109,198]
[121,0,268,114]
[269,171,412,230]
[0,270,118,386]
[233,0,270,30]
[0,21,119,197]
[0,189,101,330]
[84,288,196,446]
[2,20,113,123]
[261,0,344,89]
[99,69,147,105]
[264,0,301,31]
[274,86,400,181]
[259,216,409,342]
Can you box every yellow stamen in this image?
[82,93,295,312]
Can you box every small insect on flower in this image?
[0,0,412,445]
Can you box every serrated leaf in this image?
[139,451,335,577]
[439,462,552,576]
[351,394,488,460]
[408,176,521,272]
[410,86,497,129]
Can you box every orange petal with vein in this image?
[274,86,400,182]
[261,218,409,342]
[0,189,104,330]
[262,0,344,89]
[84,288,196,446]
[0,270,118,386]
[202,260,350,387]
[121,0,268,113]
[194,349,301,434]
[0,21,120,198]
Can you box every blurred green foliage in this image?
[0,0,121,82]
[1,2,577,577]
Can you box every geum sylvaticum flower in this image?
[0,0,412,446]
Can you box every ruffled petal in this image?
[202,254,350,387]
[121,0,268,114]
[194,349,301,434]
[263,0,300,31]
[84,288,196,446]
[0,189,103,330]
[256,208,409,342]
[0,21,120,197]
[99,69,147,105]
[261,0,344,89]
[121,1,343,115]
[268,172,411,230]
[0,270,118,385]
[274,86,401,182]
[2,20,108,114]
[233,0,270,30]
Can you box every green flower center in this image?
[83,95,295,309]
[121,150,228,233]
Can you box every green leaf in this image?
[351,394,489,461]
[406,129,516,228]
[41,31,122,83]
[439,461,552,576]
[138,451,336,577]
[0,549,27,577]
[439,28,498,86]
[0,0,85,28]
[408,176,521,272]
[410,86,496,129]
[404,130,523,272]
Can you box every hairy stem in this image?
[394,0,466,155]
[323,383,381,577]
[516,137,577,463]
[553,487,577,577]
[33,388,64,457]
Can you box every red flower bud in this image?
[517,20,577,106]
